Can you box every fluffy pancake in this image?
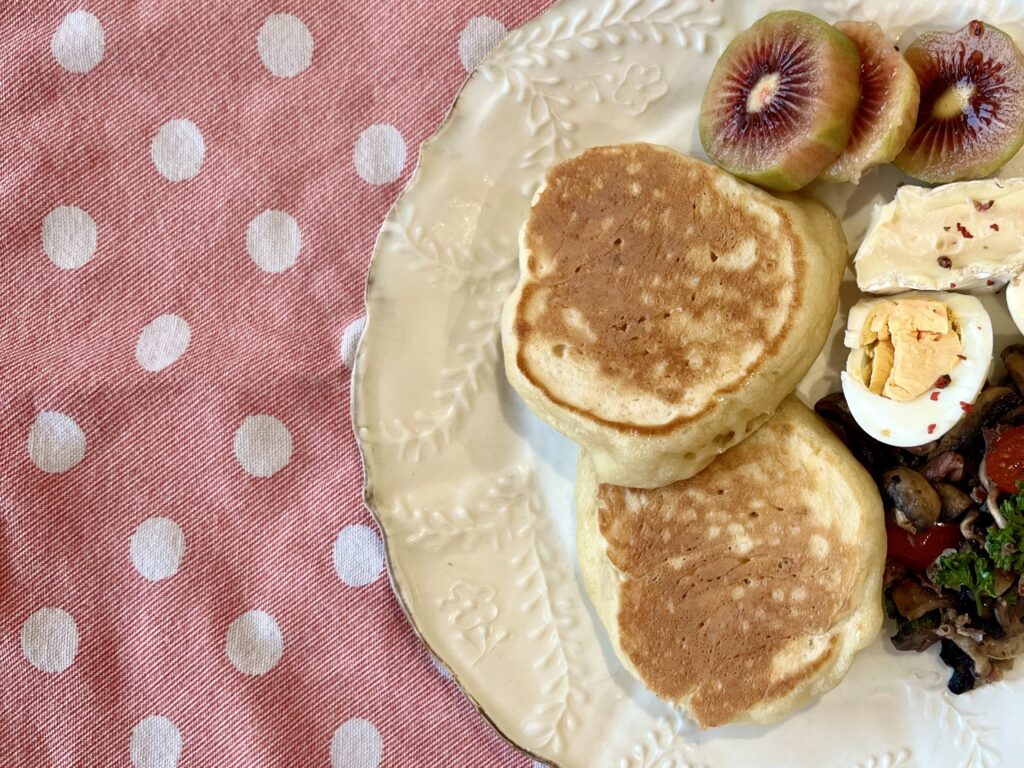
[577,397,885,727]
[502,143,848,488]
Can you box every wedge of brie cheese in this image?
[854,178,1024,294]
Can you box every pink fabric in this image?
[1,2,553,765]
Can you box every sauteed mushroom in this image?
[934,483,973,522]
[929,387,1019,458]
[1001,344,1024,394]
[882,468,941,532]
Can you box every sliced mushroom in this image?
[995,569,1017,597]
[986,596,1024,658]
[929,387,1020,458]
[937,621,993,678]
[977,458,1009,528]
[891,578,953,620]
[995,595,1024,630]
[921,451,965,484]
[954,612,987,644]
[1002,344,1024,394]
[960,508,985,543]
[979,635,1024,661]
[892,615,941,652]
[987,494,1008,529]
[934,483,974,522]
[883,468,941,532]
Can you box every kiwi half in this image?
[896,20,1024,183]
[820,21,921,183]
[699,11,862,192]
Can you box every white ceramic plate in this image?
[353,1,1024,765]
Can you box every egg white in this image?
[1007,275,1024,336]
[840,291,993,448]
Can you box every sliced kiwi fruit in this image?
[820,21,920,183]
[699,11,862,192]
[896,20,1024,183]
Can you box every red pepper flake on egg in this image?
[973,199,995,212]
[928,424,937,435]
[987,280,996,286]
[934,374,952,388]
[957,354,967,360]
[956,222,974,238]
[950,283,958,289]
[930,391,940,401]
[937,256,952,269]
[992,223,1001,231]
[961,401,974,413]
[943,225,952,232]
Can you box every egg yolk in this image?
[851,299,963,401]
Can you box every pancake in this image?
[502,143,848,488]
[577,397,885,728]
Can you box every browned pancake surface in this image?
[515,143,806,429]
[597,418,858,726]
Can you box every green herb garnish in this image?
[932,549,997,614]
[986,484,1024,571]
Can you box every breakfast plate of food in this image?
[353,0,1024,764]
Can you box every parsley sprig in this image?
[932,549,997,614]
[986,485,1024,571]
[930,483,1024,615]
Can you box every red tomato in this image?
[886,521,963,571]
[986,425,1024,494]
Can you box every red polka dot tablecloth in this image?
[1,2,554,765]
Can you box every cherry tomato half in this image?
[886,521,963,572]
[986,424,1024,495]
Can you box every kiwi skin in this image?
[820,21,921,184]
[699,11,862,192]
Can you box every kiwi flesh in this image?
[896,20,1024,183]
[699,11,862,192]
[821,21,921,183]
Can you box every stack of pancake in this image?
[501,144,885,727]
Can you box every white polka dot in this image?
[226,610,283,675]
[246,210,301,273]
[21,608,78,673]
[27,411,86,473]
[333,524,385,587]
[135,314,191,372]
[130,518,186,581]
[42,205,97,269]
[130,715,182,768]
[458,17,507,72]
[331,718,382,768]
[353,125,407,185]
[339,316,367,369]
[430,655,452,680]
[233,415,292,478]
[151,120,205,182]
[51,10,104,73]
[257,14,313,77]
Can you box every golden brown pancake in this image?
[577,397,885,727]
[502,143,848,488]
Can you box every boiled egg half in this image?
[1007,275,1024,335]
[841,292,993,447]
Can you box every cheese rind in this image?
[854,178,1024,294]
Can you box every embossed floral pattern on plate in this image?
[354,0,1024,765]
